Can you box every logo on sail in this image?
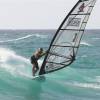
[79,3,85,12]
[67,18,81,27]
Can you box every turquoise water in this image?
[0,30,100,100]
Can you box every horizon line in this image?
[0,28,99,30]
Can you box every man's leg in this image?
[32,64,36,76]
[35,61,39,74]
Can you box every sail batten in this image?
[47,62,66,66]
[70,13,90,15]
[39,0,97,75]
[60,29,84,31]
[52,45,78,48]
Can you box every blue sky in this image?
[0,0,99,29]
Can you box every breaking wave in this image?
[0,48,32,77]
[92,37,100,40]
[80,41,92,46]
[72,82,100,89]
[0,34,47,43]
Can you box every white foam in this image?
[92,37,100,40]
[0,48,32,77]
[0,47,44,78]
[35,33,48,39]
[64,81,100,89]
[0,34,47,43]
[80,41,92,46]
[0,48,29,63]
[0,35,33,43]
[72,82,100,89]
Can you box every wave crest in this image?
[0,48,31,77]
[80,41,92,46]
[0,34,47,43]
[0,47,43,78]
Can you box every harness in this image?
[30,55,37,64]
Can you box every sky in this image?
[0,0,99,29]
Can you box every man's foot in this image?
[32,73,35,76]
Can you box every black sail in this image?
[39,0,97,75]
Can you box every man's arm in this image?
[38,50,47,59]
[41,50,48,56]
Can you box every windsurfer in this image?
[30,48,46,76]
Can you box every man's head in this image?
[38,48,43,53]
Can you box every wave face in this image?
[0,30,100,100]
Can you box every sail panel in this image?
[39,0,97,75]
[50,30,83,57]
[71,0,95,14]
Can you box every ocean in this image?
[0,29,100,100]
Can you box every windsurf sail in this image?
[39,0,97,75]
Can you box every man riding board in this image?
[31,48,46,76]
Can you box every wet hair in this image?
[39,48,43,52]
